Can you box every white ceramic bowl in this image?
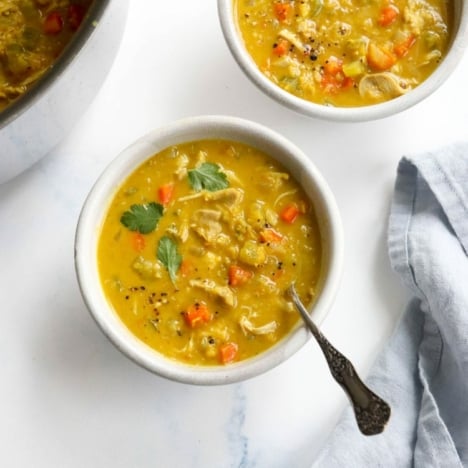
[75,115,343,385]
[218,0,468,122]
[0,0,129,185]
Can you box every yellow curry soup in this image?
[98,140,323,366]
[0,0,93,111]
[235,0,451,106]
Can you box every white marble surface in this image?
[0,1,467,467]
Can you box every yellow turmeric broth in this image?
[98,140,322,366]
[235,0,451,106]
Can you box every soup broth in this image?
[235,0,451,106]
[97,140,323,366]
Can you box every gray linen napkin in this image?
[313,144,468,467]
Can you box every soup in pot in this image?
[0,0,93,111]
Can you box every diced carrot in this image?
[367,42,396,71]
[158,182,174,205]
[131,232,145,252]
[180,259,192,277]
[280,203,300,224]
[185,302,211,328]
[378,5,399,26]
[43,11,63,35]
[67,4,86,31]
[323,56,343,76]
[341,76,355,90]
[320,73,340,94]
[273,2,292,21]
[219,342,238,364]
[273,38,289,57]
[228,265,253,286]
[321,74,354,93]
[259,228,284,244]
[394,34,416,57]
[321,58,354,94]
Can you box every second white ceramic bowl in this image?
[75,115,344,385]
[218,0,468,122]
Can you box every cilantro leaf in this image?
[157,236,182,283]
[120,202,163,234]
[187,162,229,192]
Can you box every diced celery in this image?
[297,0,322,18]
[22,27,40,51]
[346,37,369,57]
[298,2,311,17]
[5,44,30,76]
[423,49,442,63]
[342,60,366,77]
[423,31,441,49]
[310,0,323,16]
[239,240,266,267]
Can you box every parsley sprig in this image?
[157,236,182,283]
[188,162,229,192]
[120,202,163,234]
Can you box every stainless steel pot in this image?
[0,0,129,184]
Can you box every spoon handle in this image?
[288,286,391,435]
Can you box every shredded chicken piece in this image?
[359,72,410,99]
[179,188,244,207]
[257,171,289,191]
[273,190,298,208]
[403,0,447,36]
[174,153,189,180]
[191,209,223,243]
[279,29,311,54]
[166,220,189,243]
[204,188,244,207]
[189,279,236,307]
[195,150,207,165]
[256,274,279,294]
[239,316,278,335]
[224,170,243,186]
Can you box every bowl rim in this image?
[0,0,112,130]
[74,115,344,385]
[217,0,468,122]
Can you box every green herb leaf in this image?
[120,202,163,234]
[157,236,182,283]
[188,162,229,192]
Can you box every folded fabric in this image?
[312,143,468,468]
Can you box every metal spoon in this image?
[287,283,391,435]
